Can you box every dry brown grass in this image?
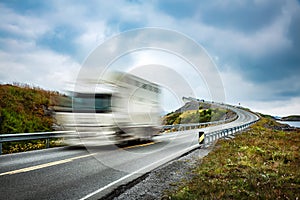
[168,117,300,199]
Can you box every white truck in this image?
[54,72,161,146]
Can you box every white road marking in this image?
[79,144,200,200]
[0,153,96,176]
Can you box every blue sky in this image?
[0,0,299,116]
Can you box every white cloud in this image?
[0,1,299,116]
[231,10,292,58]
[220,67,300,116]
[173,16,291,60]
[0,4,50,39]
[0,41,81,91]
[246,97,300,117]
[147,1,300,61]
[220,66,270,103]
[0,2,110,91]
[74,21,112,60]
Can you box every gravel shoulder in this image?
[106,145,215,200]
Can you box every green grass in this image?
[2,139,65,154]
[167,117,300,199]
[0,83,64,154]
[163,105,234,125]
[0,83,61,134]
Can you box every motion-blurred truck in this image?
[54,72,161,146]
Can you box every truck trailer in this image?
[54,72,161,146]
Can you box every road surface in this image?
[0,106,258,200]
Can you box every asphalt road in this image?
[0,106,258,200]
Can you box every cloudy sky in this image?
[0,0,299,116]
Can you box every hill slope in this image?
[163,101,236,125]
[169,117,300,199]
[281,115,300,121]
[0,84,61,134]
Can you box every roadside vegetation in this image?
[0,83,64,154]
[167,117,300,199]
[163,101,236,125]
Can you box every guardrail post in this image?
[198,131,205,146]
[46,138,50,149]
[0,142,2,155]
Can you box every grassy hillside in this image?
[0,83,63,154]
[168,117,300,199]
[0,83,61,134]
[163,101,236,125]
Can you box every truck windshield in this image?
[73,93,112,113]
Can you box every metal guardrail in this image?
[0,101,258,156]
[161,100,260,145]
[0,118,258,155]
[0,131,74,155]
[0,107,239,155]
[161,115,238,132]
[203,119,260,146]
